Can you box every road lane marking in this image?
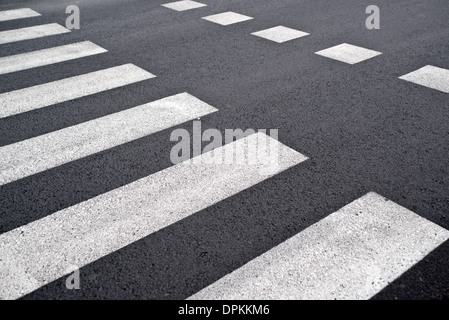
[0,92,216,186]
[315,43,382,64]
[399,65,449,93]
[0,132,308,300]
[0,8,41,22]
[251,26,309,43]
[0,23,70,44]
[189,192,449,300]
[202,12,253,26]
[0,41,107,75]
[0,64,155,118]
[161,1,207,11]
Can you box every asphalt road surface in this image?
[0,0,448,300]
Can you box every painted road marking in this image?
[162,0,207,11]
[399,65,449,94]
[0,23,70,45]
[0,41,107,75]
[0,8,41,22]
[0,92,217,186]
[189,192,449,300]
[0,64,155,118]
[0,132,308,300]
[202,11,253,26]
[251,26,309,43]
[315,43,382,65]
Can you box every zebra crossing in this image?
[0,64,155,118]
[162,0,449,92]
[0,41,107,75]
[0,2,448,300]
[0,133,307,300]
[0,23,70,44]
[0,8,40,22]
[0,93,217,186]
[190,192,449,300]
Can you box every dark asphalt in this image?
[0,0,448,299]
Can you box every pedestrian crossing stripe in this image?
[161,1,207,12]
[399,65,449,94]
[0,132,308,300]
[0,92,217,186]
[189,192,449,300]
[0,64,155,119]
[0,23,70,45]
[202,12,254,26]
[0,41,107,75]
[0,8,41,22]
[315,43,382,65]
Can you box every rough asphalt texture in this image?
[0,0,448,299]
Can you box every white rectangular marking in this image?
[0,132,308,300]
[251,26,309,43]
[0,23,70,44]
[0,64,155,118]
[0,8,41,22]
[0,41,107,75]
[161,1,207,11]
[0,92,217,186]
[202,11,253,26]
[315,43,382,64]
[399,65,449,93]
[189,192,449,300]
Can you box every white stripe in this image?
[0,23,70,44]
[161,1,207,11]
[0,8,41,22]
[0,41,107,75]
[251,26,309,43]
[202,12,254,26]
[315,43,382,64]
[0,92,217,186]
[189,192,449,300]
[0,64,155,118]
[0,132,308,299]
[399,65,449,93]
